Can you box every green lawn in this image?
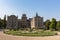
[4,30,57,36]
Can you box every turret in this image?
[36,12,38,17]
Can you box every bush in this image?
[4,30,57,36]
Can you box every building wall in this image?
[31,18,35,28]
[7,15,18,29]
[7,14,44,29]
[21,14,28,28]
[31,16,43,29]
[18,19,22,29]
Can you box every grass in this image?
[4,30,57,37]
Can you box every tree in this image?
[3,15,6,29]
[50,18,57,30]
[44,20,51,30]
[50,23,55,30]
[0,19,4,29]
[56,21,60,30]
[0,18,2,29]
[51,18,56,24]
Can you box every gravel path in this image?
[0,31,60,40]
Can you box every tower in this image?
[7,15,18,30]
[36,12,38,17]
[21,14,28,28]
[31,13,44,29]
[22,14,27,21]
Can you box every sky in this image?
[0,0,60,21]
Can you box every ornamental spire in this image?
[36,12,38,17]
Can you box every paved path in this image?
[0,31,60,40]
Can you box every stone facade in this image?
[21,14,28,28]
[31,13,43,29]
[7,13,44,29]
[7,15,18,29]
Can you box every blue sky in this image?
[0,0,60,21]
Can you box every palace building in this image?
[31,13,43,29]
[7,13,44,29]
[7,15,18,29]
